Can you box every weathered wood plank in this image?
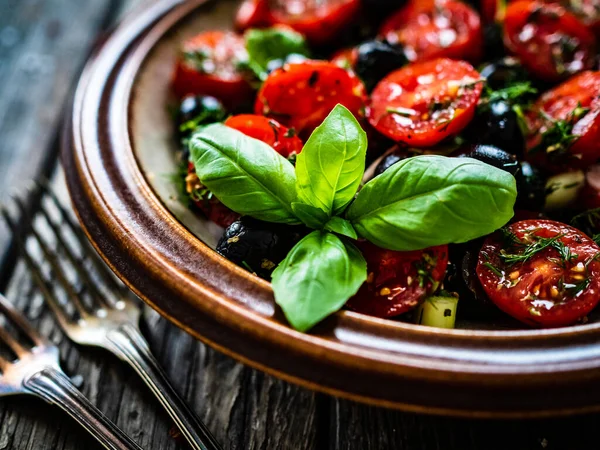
[0,0,130,278]
[0,169,320,450]
[330,398,600,450]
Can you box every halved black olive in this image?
[217,217,307,280]
[463,144,521,176]
[479,57,530,91]
[514,162,546,211]
[355,39,408,92]
[463,100,526,157]
[178,95,227,141]
[373,147,411,177]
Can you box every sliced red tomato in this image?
[368,58,483,147]
[346,241,449,318]
[265,0,361,46]
[225,114,303,158]
[172,31,254,109]
[526,71,600,170]
[477,220,600,327]
[503,0,597,81]
[379,0,483,63]
[234,0,271,30]
[255,60,367,138]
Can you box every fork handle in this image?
[24,367,144,450]
[106,324,223,450]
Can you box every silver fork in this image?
[1,185,222,450]
[0,292,143,450]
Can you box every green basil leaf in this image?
[245,28,310,81]
[324,217,357,239]
[295,104,367,218]
[272,230,367,331]
[346,155,517,251]
[291,202,329,229]
[190,123,300,224]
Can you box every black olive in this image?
[479,57,530,91]
[463,144,521,176]
[354,39,408,91]
[373,148,411,177]
[462,100,526,157]
[266,53,308,74]
[514,162,546,211]
[217,217,307,280]
[482,23,505,60]
[177,95,227,141]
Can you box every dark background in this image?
[1,1,600,449]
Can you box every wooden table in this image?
[1,1,600,449]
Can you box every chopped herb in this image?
[594,234,600,246]
[483,262,504,277]
[386,106,417,118]
[498,228,570,266]
[241,261,256,274]
[283,128,296,138]
[480,81,538,107]
[530,104,590,159]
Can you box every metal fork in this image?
[0,292,143,450]
[1,185,222,450]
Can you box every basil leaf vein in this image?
[272,230,367,331]
[190,124,300,224]
[346,155,517,251]
[295,104,367,217]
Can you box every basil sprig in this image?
[243,28,310,81]
[272,231,366,332]
[346,156,517,251]
[190,124,300,224]
[190,104,517,332]
[295,104,367,217]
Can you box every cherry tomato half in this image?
[266,0,361,46]
[380,0,483,63]
[346,241,449,318]
[503,0,597,82]
[526,71,600,170]
[235,0,361,45]
[234,0,271,30]
[477,220,600,327]
[172,31,254,109]
[224,114,303,158]
[368,58,484,147]
[255,60,367,138]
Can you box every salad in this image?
[171,0,600,332]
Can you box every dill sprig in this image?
[480,81,538,107]
[498,228,570,266]
[530,103,590,158]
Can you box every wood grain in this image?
[0,0,127,279]
[3,1,600,449]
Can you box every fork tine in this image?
[38,181,126,295]
[0,325,28,358]
[36,198,117,310]
[0,294,46,348]
[1,202,89,320]
[0,354,10,372]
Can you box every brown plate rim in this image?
[62,0,600,417]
